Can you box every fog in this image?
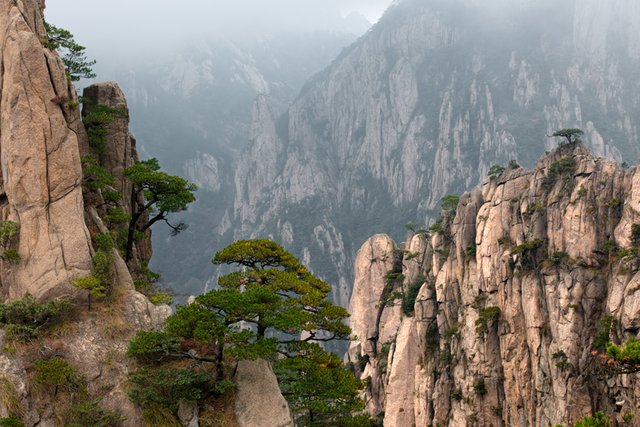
[45,0,392,60]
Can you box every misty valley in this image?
[0,0,637,426]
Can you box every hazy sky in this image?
[45,1,392,58]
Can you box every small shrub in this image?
[83,105,127,155]
[0,295,71,342]
[429,218,443,234]
[578,186,587,197]
[473,378,487,397]
[94,233,114,251]
[80,156,115,190]
[443,325,459,339]
[92,249,113,283]
[511,239,544,255]
[106,207,130,225]
[508,160,520,169]
[542,157,576,192]
[450,388,462,401]
[488,164,505,180]
[148,290,173,305]
[471,294,488,310]
[574,411,610,427]
[66,399,124,427]
[607,198,623,208]
[405,251,420,261]
[466,244,476,257]
[593,315,616,351]
[600,239,618,256]
[1,250,20,265]
[552,350,568,369]
[128,368,223,414]
[605,338,640,373]
[402,275,425,316]
[511,239,544,270]
[0,416,24,427]
[525,203,544,218]
[102,190,121,204]
[133,264,170,305]
[622,413,634,424]
[475,306,501,335]
[34,357,84,395]
[72,275,106,310]
[0,221,19,247]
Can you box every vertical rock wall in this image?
[348,143,640,426]
[0,0,92,301]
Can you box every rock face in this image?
[0,2,173,425]
[0,3,293,426]
[0,0,93,301]
[347,143,640,426]
[234,360,295,427]
[231,0,640,308]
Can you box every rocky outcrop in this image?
[81,81,152,265]
[0,0,93,301]
[347,143,640,426]
[231,0,640,309]
[0,2,173,425]
[234,360,294,427]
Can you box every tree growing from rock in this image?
[550,128,584,145]
[44,21,96,81]
[123,158,196,263]
[127,239,368,424]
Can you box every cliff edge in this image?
[348,142,640,426]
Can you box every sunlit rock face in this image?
[0,0,93,301]
[347,143,640,426]
[231,0,640,308]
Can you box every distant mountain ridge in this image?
[231,0,640,307]
[93,29,366,294]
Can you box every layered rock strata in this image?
[348,143,640,426]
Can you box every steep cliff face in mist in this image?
[233,0,640,307]
[102,30,363,295]
[347,143,640,426]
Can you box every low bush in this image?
[0,416,23,427]
[66,399,124,427]
[401,274,425,316]
[473,378,487,397]
[0,295,71,342]
[575,411,610,427]
[542,157,576,192]
[128,368,226,414]
[475,306,501,335]
[34,357,85,395]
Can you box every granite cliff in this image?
[0,1,292,426]
[347,142,640,426]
